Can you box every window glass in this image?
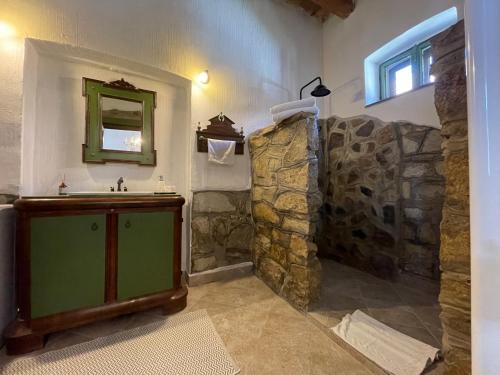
[421,46,435,84]
[389,59,413,96]
[379,39,434,100]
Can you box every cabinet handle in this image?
[91,222,99,231]
[125,220,131,229]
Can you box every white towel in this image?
[272,106,319,125]
[207,138,236,166]
[332,310,440,375]
[270,98,316,114]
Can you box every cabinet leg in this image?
[161,300,186,315]
[3,320,45,355]
[161,285,188,316]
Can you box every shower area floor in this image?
[308,258,442,349]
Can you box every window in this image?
[364,7,457,106]
[379,40,435,100]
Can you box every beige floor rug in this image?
[1,310,240,375]
[332,310,439,375]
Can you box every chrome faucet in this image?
[117,177,124,192]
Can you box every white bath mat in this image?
[1,309,240,375]
[331,310,439,375]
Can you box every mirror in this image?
[82,78,156,165]
[101,96,143,152]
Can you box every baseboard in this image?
[187,262,253,287]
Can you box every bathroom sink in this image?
[65,191,176,197]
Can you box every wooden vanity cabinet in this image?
[3,196,187,355]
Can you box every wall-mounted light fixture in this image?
[0,21,16,39]
[196,70,209,84]
[0,20,20,54]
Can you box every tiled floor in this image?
[0,276,374,375]
[309,259,443,350]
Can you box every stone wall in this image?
[431,21,471,374]
[0,195,17,204]
[317,115,444,280]
[249,113,322,311]
[191,190,253,273]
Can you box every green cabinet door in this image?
[31,215,106,318]
[117,211,174,301]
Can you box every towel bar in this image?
[198,135,244,144]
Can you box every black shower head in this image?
[300,77,331,99]
[311,84,331,97]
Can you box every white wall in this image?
[0,0,323,195]
[322,0,464,127]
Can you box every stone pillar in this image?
[431,20,471,374]
[249,113,322,311]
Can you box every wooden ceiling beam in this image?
[309,0,355,19]
[284,0,355,21]
[287,0,319,16]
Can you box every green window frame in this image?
[379,39,433,100]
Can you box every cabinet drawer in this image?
[117,211,174,301]
[30,215,106,318]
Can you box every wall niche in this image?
[191,190,253,273]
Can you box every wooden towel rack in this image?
[196,113,245,155]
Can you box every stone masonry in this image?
[191,190,253,273]
[431,20,471,374]
[317,115,444,280]
[0,194,17,204]
[249,113,322,311]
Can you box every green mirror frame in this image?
[82,78,157,166]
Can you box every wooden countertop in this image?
[14,195,185,212]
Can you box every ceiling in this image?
[285,0,355,22]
